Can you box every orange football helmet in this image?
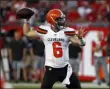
[46,9,66,26]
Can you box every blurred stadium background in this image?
[0,0,110,89]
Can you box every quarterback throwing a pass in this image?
[23,9,86,89]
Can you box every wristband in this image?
[24,19,29,24]
[77,35,82,39]
[78,36,82,39]
[79,38,85,46]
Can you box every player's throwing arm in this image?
[23,20,38,37]
[16,7,38,37]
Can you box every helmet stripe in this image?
[51,16,57,24]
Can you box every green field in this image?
[13,86,109,89]
[11,83,109,89]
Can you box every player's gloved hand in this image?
[23,8,37,26]
[76,27,87,39]
[17,7,37,26]
[23,19,29,24]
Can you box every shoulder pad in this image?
[36,25,48,34]
[39,25,49,30]
[65,27,75,31]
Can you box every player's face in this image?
[55,17,66,30]
[56,17,66,26]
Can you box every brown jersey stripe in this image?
[64,31,76,36]
[65,34,75,36]
[64,31,75,33]
[36,28,47,34]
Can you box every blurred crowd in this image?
[0,0,110,26]
[0,0,110,84]
[0,30,45,82]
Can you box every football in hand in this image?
[16,8,34,19]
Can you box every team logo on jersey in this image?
[47,38,64,42]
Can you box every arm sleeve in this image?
[64,27,76,39]
[34,25,48,38]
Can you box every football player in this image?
[23,9,86,89]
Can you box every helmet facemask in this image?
[55,16,66,31]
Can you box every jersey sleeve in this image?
[64,27,76,37]
[34,25,48,38]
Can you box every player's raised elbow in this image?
[23,30,30,37]
[23,30,28,36]
[26,30,38,38]
[23,23,37,37]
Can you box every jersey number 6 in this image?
[52,42,63,58]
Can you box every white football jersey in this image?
[35,25,76,68]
